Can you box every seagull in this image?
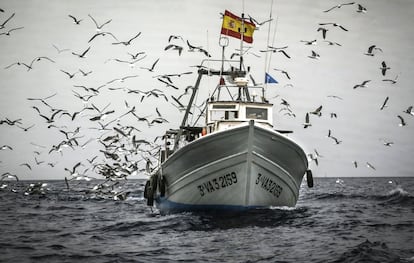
[186,40,211,57]
[64,162,82,176]
[324,40,342,46]
[88,31,118,43]
[382,75,398,84]
[327,95,343,100]
[20,163,32,170]
[68,15,82,24]
[303,113,311,128]
[0,145,13,150]
[88,14,112,32]
[300,39,317,45]
[273,68,291,79]
[17,124,35,131]
[60,69,78,79]
[52,44,70,54]
[29,56,55,69]
[366,162,376,170]
[1,172,19,181]
[4,61,32,70]
[380,139,394,147]
[72,46,91,58]
[323,2,355,13]
[164,44,183,56]
[330,136,342,145]
[0,12,15,29]
[317,27,328,39]
[248,15,272,27]
[168,35,184,42]
[356,4,367,13]
[380,97,389,110]
[364,45,382,56]
[310,105,323,117]
[0,27,24,36]
[307,153,318,166]
[397,115,406,126]
[319,22,348,31]
[112,32,141,46]
[127,51,146,59]
[79,69,92,76]
[353,80,370,89]
[140,58,160,72]
[380,61,390,76]
[308,50,320,59]
[403,106,414,116]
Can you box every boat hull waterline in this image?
[150,121,308,213]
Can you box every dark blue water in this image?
[1,177,413,263]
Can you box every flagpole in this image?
[240,0,245,71]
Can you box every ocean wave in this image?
[308,187,413,206]
[330,239,406,263]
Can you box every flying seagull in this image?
[380,61,390,76]
[0,27,24,36]
[310,105,323,117]
[364,45,382,56]
[397,115,406,126]
[72,46,91,58]
[273,68,291,79]
[68,15,82,24]
[353,80,370,89]
[317,27,328,39]
[366,162,376,170]
[319,22,348,31]
[323,2,355,13]
[112,32,141,46]
[308,50,320,59]
[88,14,112,32]
[0,12,15,29]
[164,44,183,56]
[303,113,311,128]
[356,4,367,13]
[140,58,160,72]
[403,106,414,116]
[380,96,389,110]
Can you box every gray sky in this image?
[1,0,413,180]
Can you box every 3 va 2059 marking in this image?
[256,173,283,198]
[197,172,238,197]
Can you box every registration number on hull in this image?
[197,172,238,197]
[256,173,283,198]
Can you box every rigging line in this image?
[266,0,277,73]
[268,16,278,72]
[264,0,274,88]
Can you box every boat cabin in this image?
[206,101,273,134]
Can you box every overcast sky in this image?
[1,0,413,180]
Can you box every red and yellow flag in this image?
[221,10,256,44]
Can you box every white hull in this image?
[148,121,308,213]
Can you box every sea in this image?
[0,177,413,263]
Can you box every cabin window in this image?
[225,111,238,120]
[246,107,268,120]
[211,110,238,120]
[210,110,225,120]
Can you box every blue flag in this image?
[265,73,278,84]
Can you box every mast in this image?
[173,71,203,151]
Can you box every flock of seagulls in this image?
[0,7,215,198]
[260,2,412,174]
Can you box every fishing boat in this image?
[144,10,313,213]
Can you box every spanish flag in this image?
[221,10,256,44]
